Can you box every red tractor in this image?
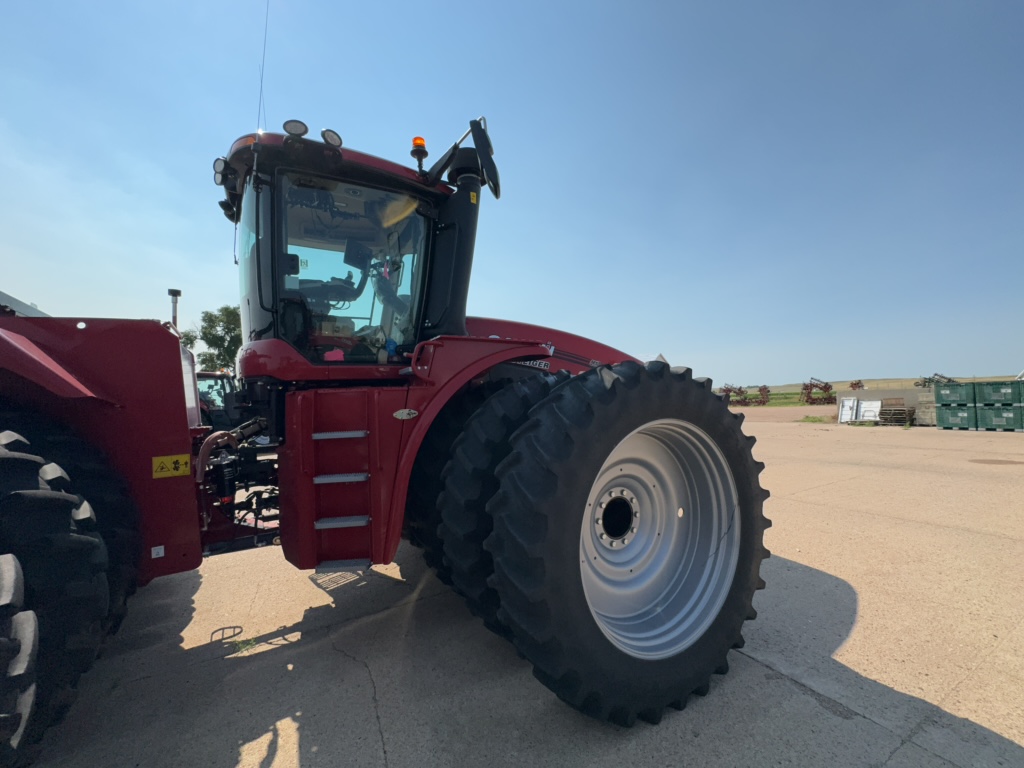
[0,118,769,762]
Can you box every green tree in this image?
[180,305,242,372]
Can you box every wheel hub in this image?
[580,418,741,660]
[594,488,637,547]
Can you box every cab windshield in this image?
[277,172,427,364]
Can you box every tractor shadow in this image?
[37,550,1024,768]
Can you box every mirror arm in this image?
[423,118,483,186]
[424,143,459,187]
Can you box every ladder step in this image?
[313,473,369,485]
[312,431,369,440]
[316,559,371,574]
[314,515,370,530]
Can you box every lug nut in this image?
[631,527,637,534]
[599,533,606,540]
[622,538,629,545]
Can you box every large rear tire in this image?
[0,413,139,636]
[0,417,136,763]
[0,555,38,767]
[486,361,770,726]
[438,373,568,636]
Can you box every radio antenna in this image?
[255,0,271,130]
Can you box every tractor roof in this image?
[227,132,435,187]
[216,131,452,223]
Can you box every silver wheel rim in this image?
[579,418,741,660]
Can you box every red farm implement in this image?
[722,384,771,406]
[801,377,837,405]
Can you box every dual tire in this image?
[405,381,505,583]
[431,361,770,725]
[437,372,569,637]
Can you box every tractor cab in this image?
[196,370,242,430]
[214,118,500,370]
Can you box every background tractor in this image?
[196,370,245,431]
[0,117,768,762]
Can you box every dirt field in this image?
[734,403,837,422]
[36,410,1023,768]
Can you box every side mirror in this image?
[424,117,501,198]
[470,119,500,199]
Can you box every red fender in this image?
[379,336,553,563]
[465,317,638,373]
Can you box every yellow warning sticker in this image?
[470,191,478,204]
[152,454,191,479]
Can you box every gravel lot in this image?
[37,407,1024,768]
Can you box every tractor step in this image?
[314,515,370,530]
[313,473,369,485]
[315,559,371,573]
[278,386,408,570]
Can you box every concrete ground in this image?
[37,407,1024,768]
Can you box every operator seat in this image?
[279,298,312,354]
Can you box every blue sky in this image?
[1,1,1021,384]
